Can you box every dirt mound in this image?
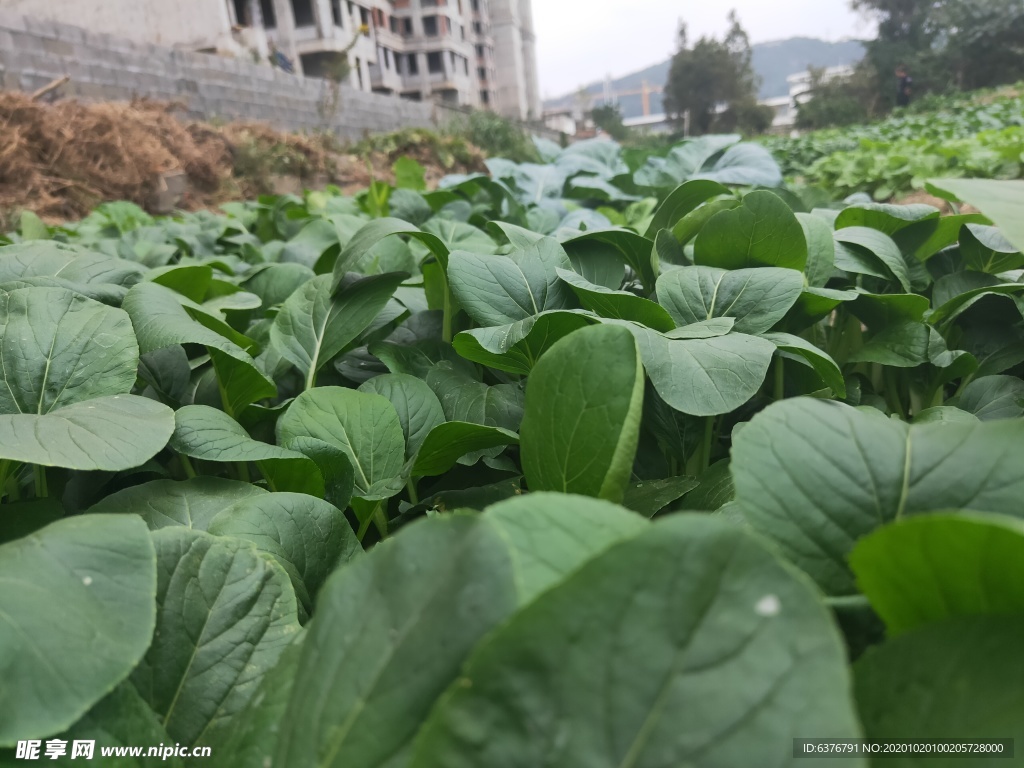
[0,93,487,222]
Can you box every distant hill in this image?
[543,37,866,120]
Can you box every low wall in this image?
[0,11,436,141]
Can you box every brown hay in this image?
[0,93,486,221]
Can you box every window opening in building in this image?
[331,0,343,26]
[292,0,316,28]
[260,0,277,27]
[427,52,444,74]
[423,16,438,36]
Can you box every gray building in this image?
[2,0,540,115]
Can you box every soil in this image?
[0,93,487,223]
[893,190,980,215]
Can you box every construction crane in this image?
[602,76,664,117]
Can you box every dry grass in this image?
[0,93,486,221]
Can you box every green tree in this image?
[853,0,1024,102]
[591,104,630,141]
[664,12,773,136]
[795,65,875,129]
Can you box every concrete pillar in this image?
[273,0,303,75]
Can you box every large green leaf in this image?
[960,224,1024,274]
[954,375,1024,420]
[621,476,700,517]
[621,322,775,417]
[359,373,445,458]
[0,515,156,745]
[272,515,519,768]
[763,332,846,398]
[557,268,675,331]
[277,387,406,501]
[133,528,300,745]
[928,272,1024,326]
[447,238,574,327]
[371,338,478,380]
[834,227,910,292]
[482,494,648,604]
[45,684,181,767]
[521,325,643,503]
[411,422,520,477]
[123,282,273,414]
[798,212,837,288]
[847,321,940,368]
[422,218,498,255]
[207,493,360,615]
[271,273,405,388]
[410,515,863,767]
[851,512,1024,636]
[643,179,730,238]
[453,310,596,375]
[928,178,1024,253]
[331,218,448,289]
[271,496,648,768]
[170,405,324,495]
[204,637,304,766]
[241,262,316,310]
[0,287,140,415]
[560,229,660,294]
[0,395,174,471]
[123,282,254,359]
[656,265,804,335]
[88,477,268,530]
[834,203,939,235]
[693,191,807,271]
[855,616,1024,754]
[0,241,144,302]
[634,135,741,188]
[425,363,524,432]
[734,398,1024,595]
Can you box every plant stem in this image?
[7,474,21,502]
[258,462,278,492]
[441,274,454,345]
[356,501,384,542]
[773,357,785,401]
[373,505,389,538]
[953,372,976,399]
[356,513,374,541]
[884,367,906,419]
[234,462,250,483]
[407,478,419,505]
[0,460,10,502]
[34,466,47,499]
[180,455,198,479]
[669,455,680,478]
[701,416,716,474]
[305,367,318,391]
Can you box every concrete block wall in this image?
[0,11,435,141]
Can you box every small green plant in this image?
[442,110,540,163]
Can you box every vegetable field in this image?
[765,87,1024,200]
[3,132,1024,766]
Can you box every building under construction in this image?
[2,0,542,118]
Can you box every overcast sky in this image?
[533,0,877,98]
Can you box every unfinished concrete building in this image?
[3,0,541,114]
